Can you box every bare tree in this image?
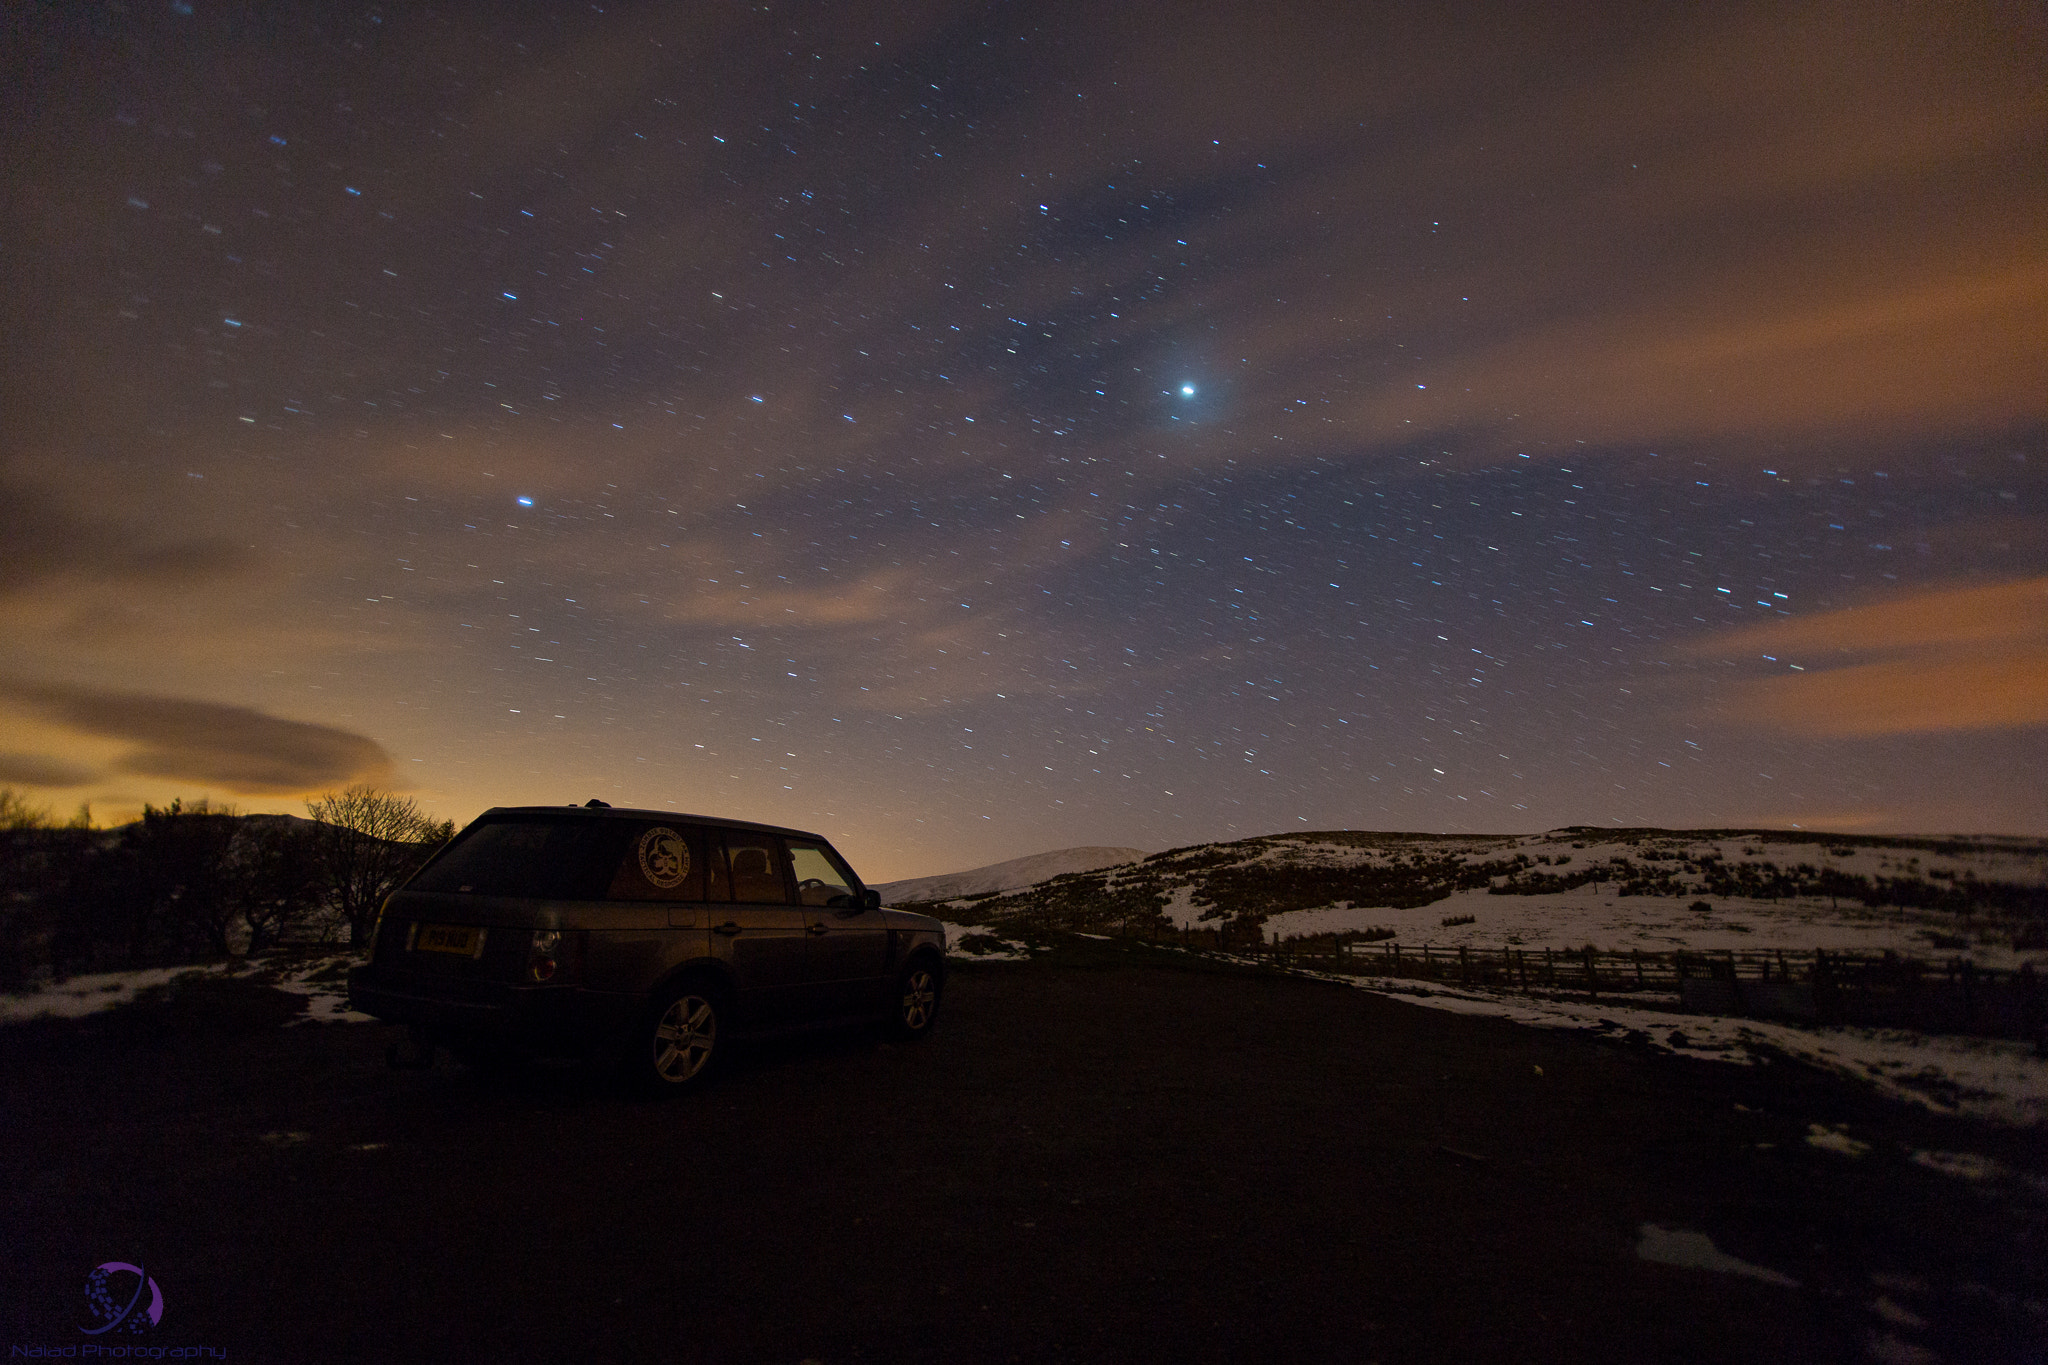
[306,787,453,946]
[0,787,51,832]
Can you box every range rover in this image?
[346,803,945,1092]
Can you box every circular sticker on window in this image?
[637,827,691,890]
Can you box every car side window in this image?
[788,843,859,907]
[606,823,708,901]
[724,831,791,903]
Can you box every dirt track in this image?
[3,940,2043,1363]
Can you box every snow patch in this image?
[0,952,375,1027]
[934,921,1034,962]
[1324,969,2048,1126]
[1635,1224,1799,1287]
[1911,1150,1999,1180]
[1805,1123,1872,1157]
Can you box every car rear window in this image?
[408,816,628,900]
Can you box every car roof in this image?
[475,805,835,845]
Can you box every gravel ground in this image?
[3,938,2044,1364]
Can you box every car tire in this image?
[631,979,726,1095]
[890,957,942,1040]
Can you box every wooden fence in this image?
[1135,924,2046,1044]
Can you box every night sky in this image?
[3,0,2045,880]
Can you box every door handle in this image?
[713,921,742,936]
[806,923,830,935]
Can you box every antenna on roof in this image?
[583,799,611,808]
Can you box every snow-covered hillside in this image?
[874,845,1148,905]
[913,827,2048,969]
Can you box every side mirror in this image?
[864,888,882,911]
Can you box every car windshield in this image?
[408,816,625,899]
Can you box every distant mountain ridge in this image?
[875,846,1149,905]
[889,826,2048,966]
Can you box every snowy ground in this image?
[1137,831,2048,969]
[1256,887,2030,963]
[935,920,1035,961]
[876,845,1150,904]
[0,952,371,1027]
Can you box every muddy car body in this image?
[347,804,945,1090]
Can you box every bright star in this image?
[517,496,534,507]
[1179,383,1196,397]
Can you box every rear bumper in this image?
[348,965,636,1052]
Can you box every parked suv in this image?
[347,804,945,1092]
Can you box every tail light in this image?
[527,929,584,983]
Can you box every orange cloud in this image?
[0,680,394,795]
[655,567,919,631]
[1680,578,2048,736]
[1435,255,2048,446]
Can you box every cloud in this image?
[1680,578,2048,736]
[1123,0,2048,455]
[0,680,394,795]
[0,751,99,787]
[0,478,252,597]
[1404,254,2048,448]
[651,564,921,632]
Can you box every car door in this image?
[788,840,891,1018]
[713,830,815,1027]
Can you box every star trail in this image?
[2,0,2043,878]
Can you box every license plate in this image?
[413,923,485,957]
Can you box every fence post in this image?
[1458,944,1469,984]
[1517,950,1528,991]
[1544,947,1554,987]
[1634,949,1644,990]
[2019,963,2043,1057]
[1585,946,1598,997]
